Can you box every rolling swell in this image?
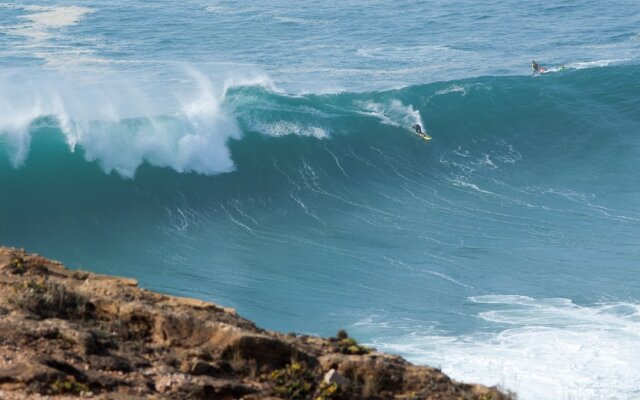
[1,65,640,398]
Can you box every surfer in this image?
[532,60,540,74]
[532,60,546,74]
[412,123,432,141]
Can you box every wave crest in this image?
[0,69,246,177]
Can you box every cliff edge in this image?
[0,247,513,399]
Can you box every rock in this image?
[180,360,221,377]
[153,312,213,347]
[35,356,86,381]
[80,330,118,355]
[154,373,255,399]
[88,355,133,373]
[0,362,65,385]
[197,378,256,398]
[0,247,514,400]
[83,370,125,390]
[154,373,187,393]
[324,368,351,387]
[0,322,36,346]
[221,333,303,369]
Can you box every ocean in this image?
[1,1,640,398]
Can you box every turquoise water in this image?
[1,2,640,398]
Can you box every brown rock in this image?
[179,360,221,377]
[221,333,307,369]
[0,247,514,400]
[88,355,133,373]
[0,362,65,385]
[153,312,213,347]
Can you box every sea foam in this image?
[370,296,640,400]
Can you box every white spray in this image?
[0,68,248,177]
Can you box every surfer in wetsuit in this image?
[532,60,547,74]
[412,124,423,134]
[532,60,540,74]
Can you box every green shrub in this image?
[333,330,370,355]
[315,382,339,400]
[49,377,90,395]
[7,255,48,275]
[8,256,26,275]
[270,362,316,399]
[337,338,370,355]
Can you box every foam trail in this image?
[568,59,630,69]
[358,100,423,129]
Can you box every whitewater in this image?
[1,1,640,399]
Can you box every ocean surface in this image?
[1,1,640,398]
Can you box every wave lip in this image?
[0,69,242,177]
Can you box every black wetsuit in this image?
[532,62,540,73]
[413,124,423,134]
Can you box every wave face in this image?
[2,65,640,399]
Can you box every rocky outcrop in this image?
[0,247,514,399]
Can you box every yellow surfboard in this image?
[414,131,432,141]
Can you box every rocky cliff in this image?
[0,247,513,399]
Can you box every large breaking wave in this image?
[3,63,638,178]
[1,64,640,399]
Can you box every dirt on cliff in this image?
[0,247,514,400]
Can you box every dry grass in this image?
[228,347,247,373]
[13,279,88,320]
[361,371,382,398]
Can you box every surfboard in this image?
[415,131,432,141]
[536,65,566,75]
